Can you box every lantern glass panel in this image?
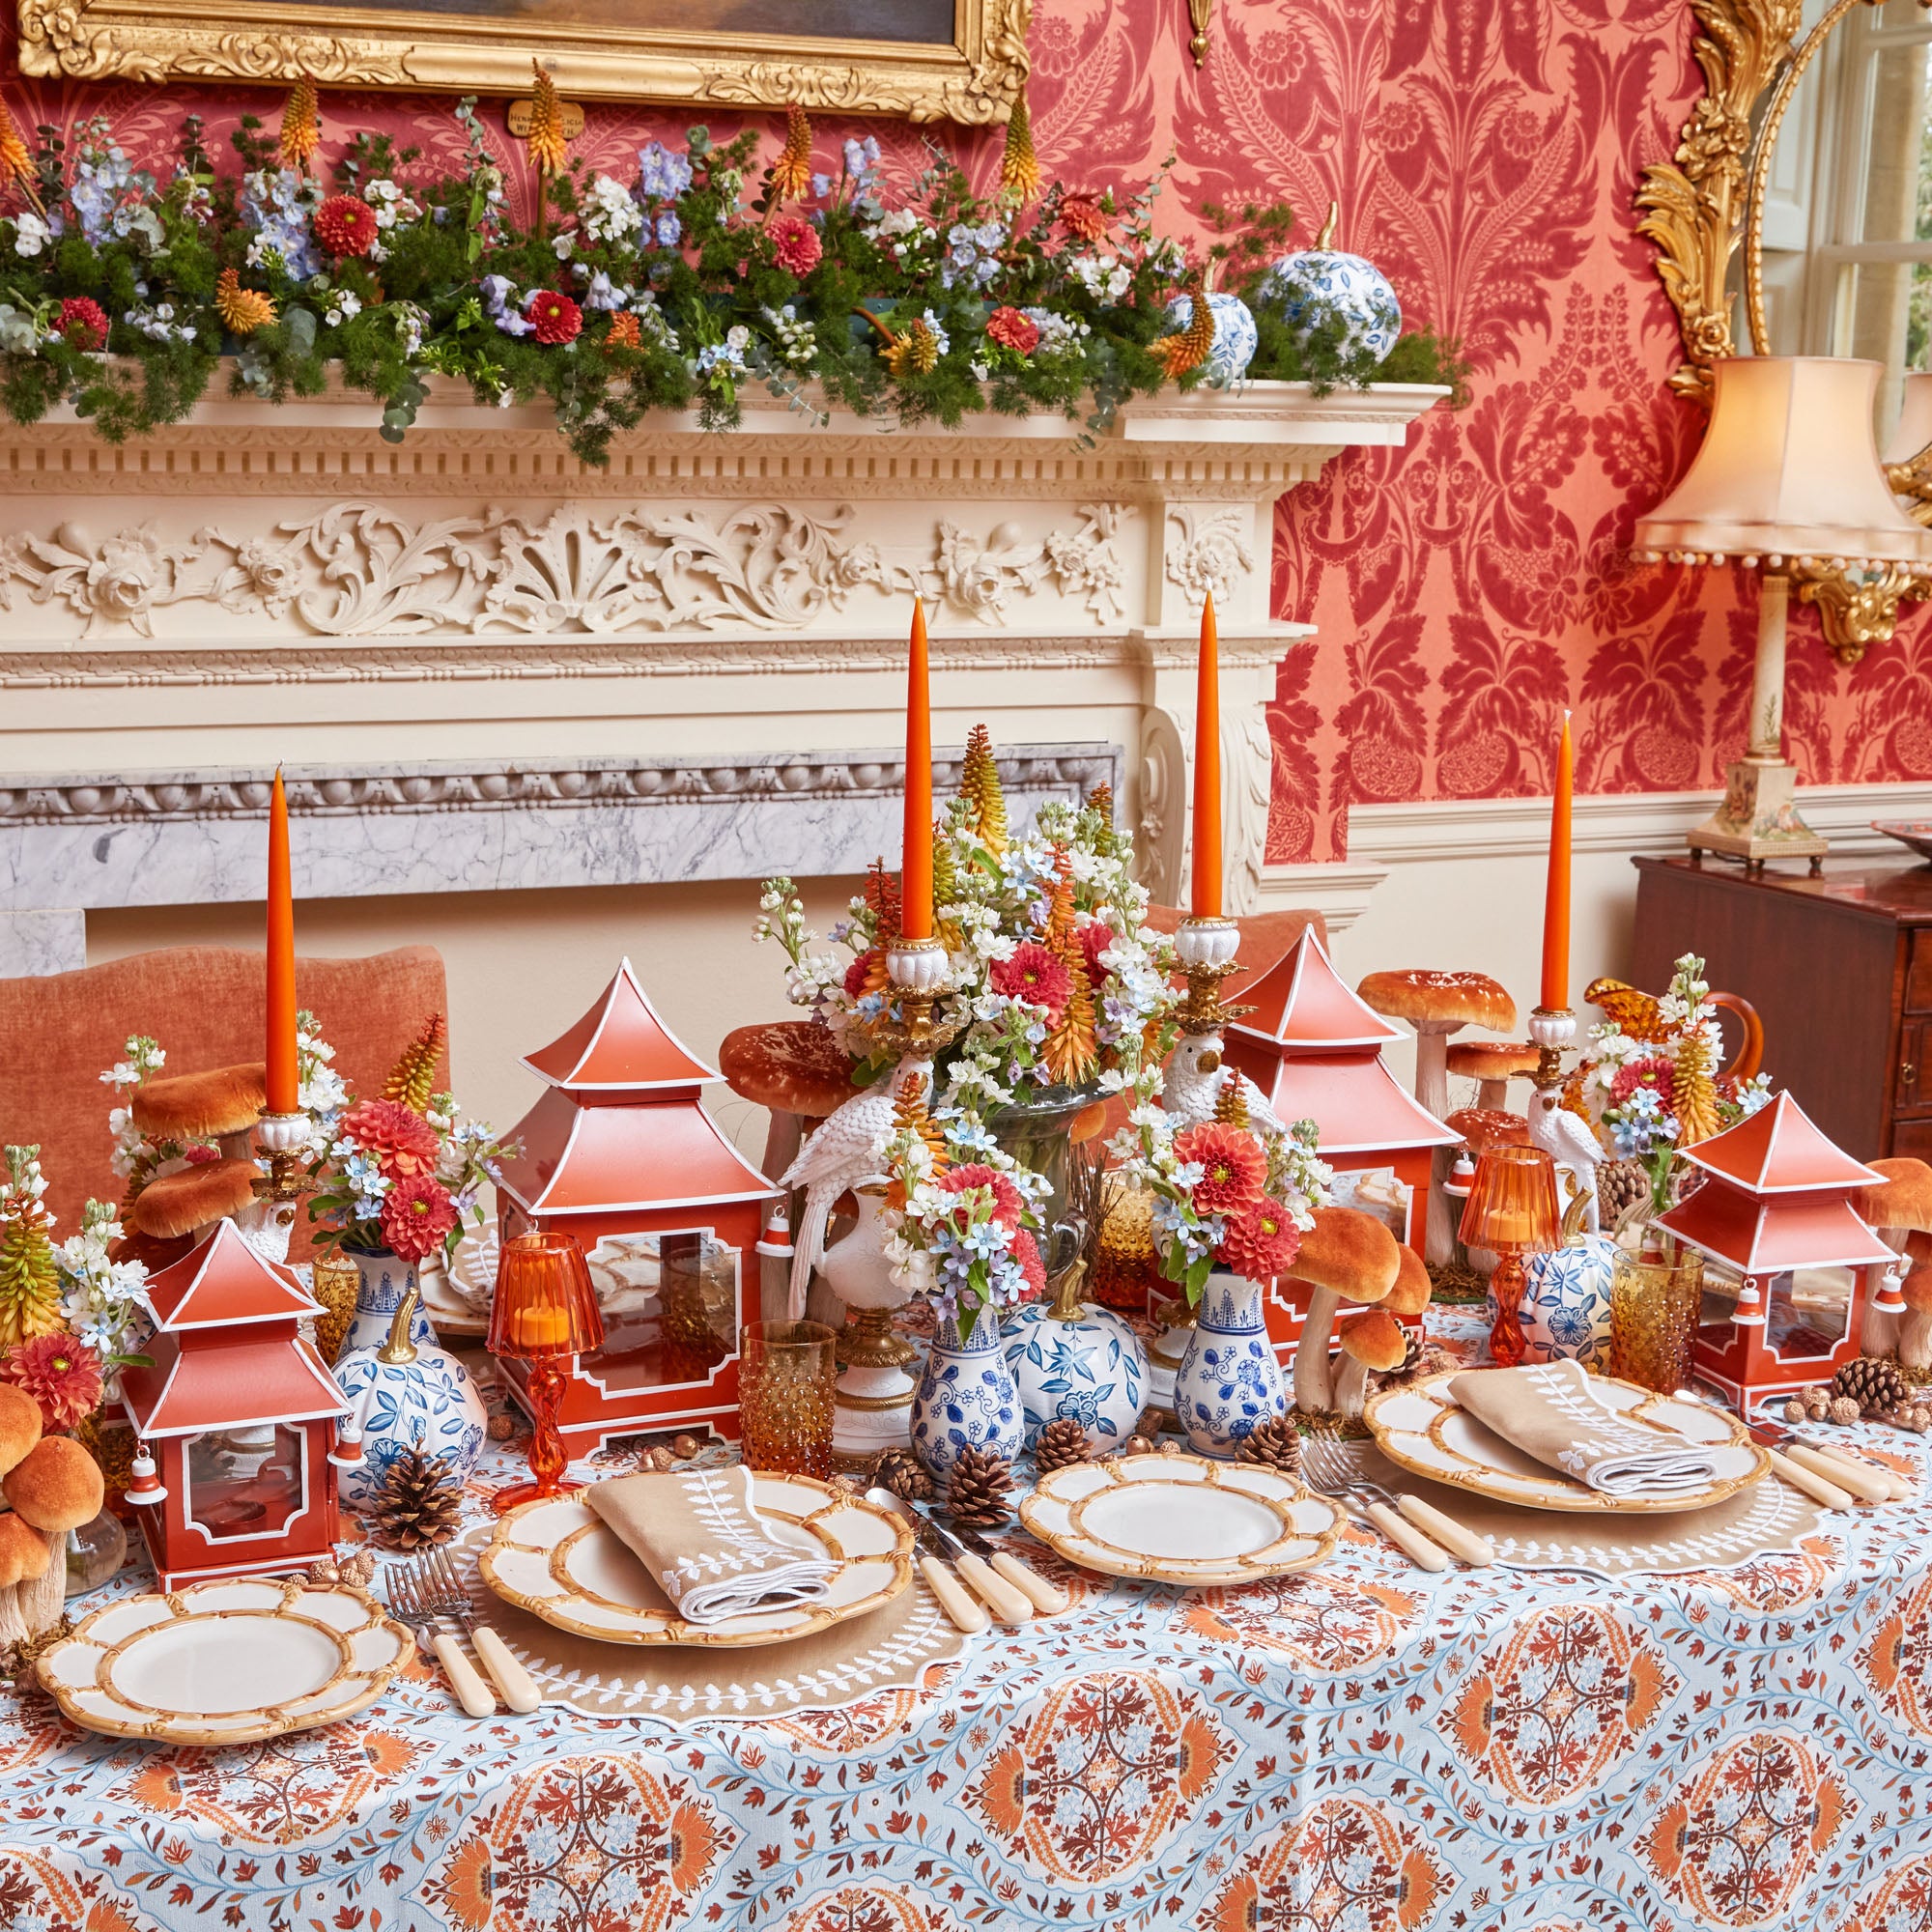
[1327,1164,1413,1243]
[1771,1265,1854,1355]
[581,1229,739,1392]
[184,1424,307,1542]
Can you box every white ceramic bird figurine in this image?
[779,1054,933,1319]
[1160,1028,1287,1137]
[1528,1088,1603,1235]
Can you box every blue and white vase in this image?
[911,1304,1024,1480]
[1004,1292,1147,1452]
[1500,1234,1621,1369]
[1257,249,1402,364]
[1161,290,1258,388]
[1175,1269,1288,1459]
[333,1283,487,1511]
[339,1245,439,1357]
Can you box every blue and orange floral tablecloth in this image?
[7,1326,1932,1932]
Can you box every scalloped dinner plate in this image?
[1018,1450,1344,1585]
[1363,1369,1769,1514]
[479,1474,914,1647]
[38,1577,412,1746]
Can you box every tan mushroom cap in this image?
[1340,1307,1408,1371]
[0,1514,48,1589]
[1445,1107,1531,1151]
[719,1021,859,1119]
[131,1062,267,1141]
[0,1385,41,1480]
[3,1435,104,1534]
[1356,970,1516,1034]
[1382,1243,1433,1319]
[131,1157,260,1239]
[1446,1040,1541,1081]
[1856,1157,1932,1236]
[1286,1206,1401,1303]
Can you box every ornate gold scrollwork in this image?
[1794,560,1927,664]
[1886,449,1932,527]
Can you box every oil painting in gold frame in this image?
[15,0,1030,122]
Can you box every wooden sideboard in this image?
[1632,855,1932,1163]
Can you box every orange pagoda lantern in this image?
[1220,927,1457,1370]
[494,958,778,1452]
[1658,1092,1892,1407]
[120,1219,350,1588]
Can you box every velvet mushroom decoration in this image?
[1289,1207,1401,1416]
[1333,1242,1433,1418]
[1897,1228,1932,1375]
[0,1383,103,1649]
[131,1062,268,1161]
[131,1157,260,1246]
[1855,1157,1932,1362]
[1445,1040,1541,1113]
[719,1020,859,1178]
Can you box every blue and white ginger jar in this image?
[1161,291,1259,388]
[1175,1269,1288,1459]
[339,1245,439,1356]
[1258,249,1402,364]
[1003,1295,1147,1451]
[912,1304,1024,1479]
[1492,1234,1620,1368]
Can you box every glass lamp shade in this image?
[487,1231,605,1360]
[1458,1144,1561,1256]
[1634,356,1932,567]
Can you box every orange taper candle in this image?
[266,769,299,1114]
[1190,591,1222,918]
[1539,711,1573,1011]
[899,600,933,942]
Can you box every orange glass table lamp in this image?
[487,1231,606,1514]
[1460,1144,1560,1368]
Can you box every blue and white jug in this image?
[1175,1268,1289,1459]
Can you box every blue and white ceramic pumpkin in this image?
[1492,1234,1620,1368]
[1257,249,1402,365]
[1161,291,1259,388]
[1003,1297,1148,1451]
[333,1288,488,1510]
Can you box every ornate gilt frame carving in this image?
[14,0,1030,121]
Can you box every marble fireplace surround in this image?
[0,378,1446,972]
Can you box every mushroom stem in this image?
[1476,1077,1507,1110]
[1902,1307,1932,1373]
[1412,1027,1459,1267]
[1863,1233,1905,1359]
[1293,1284,1341,1414]
[1333,1351,1370,1418]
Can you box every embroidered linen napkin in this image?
[1447,1360,1720,1498]
[585,1466,838,1623]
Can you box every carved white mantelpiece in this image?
[0,378,1444,945]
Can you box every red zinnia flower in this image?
[1059,193,1108,242]
[381,1172,458,1262]
[989,941,1072,1016]
[985,305,1040,355]
[1009,1227,1045,1297]
[339,1097,441,1179]
[1076,918,1113,983]
[54,297,108,351]
[314,193,378,258]
[183,1143,220,1165]
[1609,1055,1677,1110]
[1173,1121,1267,1219]
[4,1331,104,1433]
[937,1162,1025,1231]
[1219,1198,1300,1282]
[766,212,823,277]
[526,290,582,345]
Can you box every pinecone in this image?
[944,1444,1014,1530]
[874,1446,933,1505]
[366,1441,464,1551]
[1033,1418,1091,1476]
[1833,1356,1906,1416]
[1597,1158,1649,1226]
[1236,1415,1302,1479]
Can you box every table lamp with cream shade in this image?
[1634,355,1932,868]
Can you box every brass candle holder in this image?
[1172,915,1256,1038]
[873,937,966,1061]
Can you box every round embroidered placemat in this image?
[454,1524,966,1719]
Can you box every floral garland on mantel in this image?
[0,76,1460,466]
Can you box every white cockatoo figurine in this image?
[1527,1087,1603,1235]
[780,1053,933,1320]
[1160,1027,1288,1137]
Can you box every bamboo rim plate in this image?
[479,1474,914,1647]
[38,1577,412,1746]
[1018,1450,1344,1585]
[1363,1370,1769,1514]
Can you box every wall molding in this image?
[1255,862,1391,933]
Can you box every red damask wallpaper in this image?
[4,0,1926,862]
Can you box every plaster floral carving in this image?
[0,524,187,638]
[932,502,1126,622]
[1164,504,1255,611]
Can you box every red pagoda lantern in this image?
[493,958,778,1452]
[1220,927,1458,1370]
[1658,1092,1893,1407]
[120,1220,350,1588]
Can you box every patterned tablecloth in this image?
[6,1319,1932,1932]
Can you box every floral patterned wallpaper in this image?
[4,0,1927,866]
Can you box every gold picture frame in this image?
[15,0,1031,123]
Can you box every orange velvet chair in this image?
[0,945,448,1241]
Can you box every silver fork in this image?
[420,1547,543,1713]
[389,1557,498,1717]
[1300,1436,1457,1573]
